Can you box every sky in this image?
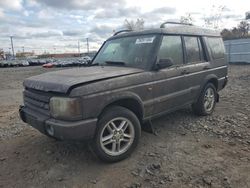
[0,0,249,54]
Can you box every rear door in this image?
[148,35,191,116]
[181,36,209,102]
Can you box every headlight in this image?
[50,97,82,120]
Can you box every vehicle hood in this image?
[24,66,143,93]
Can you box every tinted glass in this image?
[184,36,203,63]
[158,36,183,65]
[207,37,225,59]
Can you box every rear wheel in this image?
[91,106,141,162]
[192,83,217,116]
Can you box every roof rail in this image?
[113,29,132,36]
[160,21,193,28]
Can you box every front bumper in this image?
[19,106,97,140]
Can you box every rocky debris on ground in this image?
[126,182,141,188]
[0,157,7,161]
[178,113,250,144]
[89,179,97,184]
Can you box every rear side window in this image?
[158,35,183,65]
[207,37,225,59]
[184,36,205,63]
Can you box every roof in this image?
[109,25,220,40]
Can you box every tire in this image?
[192,83,217,116]
[91,106,141,162]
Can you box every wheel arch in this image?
[98,92,145,123]
[197,74,219,103]
[203,74,219,90]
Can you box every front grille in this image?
[23,89,51,116]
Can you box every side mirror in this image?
[155,58,174,70]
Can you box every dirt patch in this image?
[0,65,249,188]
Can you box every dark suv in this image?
[19,22,228,162]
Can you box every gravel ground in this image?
[0,65,249,188]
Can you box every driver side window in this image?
[158,36,184,65]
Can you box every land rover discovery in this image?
[19,22,228,162]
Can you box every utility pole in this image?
[22,46,24,53]
[10,36,15,57]
[78,40,80,56]
[86,38,89,54]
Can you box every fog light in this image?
[46,124,54,136]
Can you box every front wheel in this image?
[91,106,141,162]
[192,83,217,116]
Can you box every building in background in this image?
[224,38,250,64]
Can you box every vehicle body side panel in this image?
[147,66,189,116]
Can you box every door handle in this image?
[181,70,190,75]
[203,66,210,70]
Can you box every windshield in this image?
[93,35,157,69]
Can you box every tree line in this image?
[221,21,249,40]
[123,10,250,41]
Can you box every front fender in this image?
[81,91,144,119]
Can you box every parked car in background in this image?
[19,22,228,162]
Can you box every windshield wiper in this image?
[104,61,126,65]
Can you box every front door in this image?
[148,35,190,116]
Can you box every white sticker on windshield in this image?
[135,37,155,44]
